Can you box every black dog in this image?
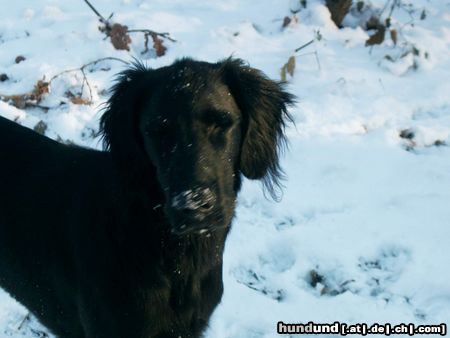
[0,58,294,338]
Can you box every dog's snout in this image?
[171,187,216,214]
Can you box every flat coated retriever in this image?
[0,58,294,338]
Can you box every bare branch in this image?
[294,39,314,52]
[49,57,129,103]
[80,68,92,102]
[388,0,400,19]
[83,0,108,24]
[128,29,176,42]
[314,50,322,71]
[82,0,175,54]
[15,313,31,332]
[1,57,128,110]
[50,57,128,82]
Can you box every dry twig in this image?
[83,0,175,55]
[49,57,128,103]
[295,39,314,52]
[0,57,128,110]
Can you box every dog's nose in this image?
[171,187,215,214]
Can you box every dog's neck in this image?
[113,188,230,279]
[109,159,231,282]
[168,227,229,265]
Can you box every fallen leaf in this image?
[325,0,352,28]
[365,16,380,30]
[399,129,414,140]
[282,16,291,29]
[10,95,27,109]
[420,9,426,20]
[151,33,167,57]
[280,65,287,82]
[390,29,397,45]
[356,1,364,12]
[286,56,296,77]
[110,23,132,51]
[365,25,386,46]
[71,96,90,105]
[15,55,26,64]
[32,80,50,102]
[280,55,296,81]
[34,121,48,135]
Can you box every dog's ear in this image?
[221,58,295,201]
[100,61,154,176]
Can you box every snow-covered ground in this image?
[1,0,449,337]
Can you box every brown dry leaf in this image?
[151,33,167,57]
[286,56,296,77]
[1,94,26,109]
[420,9,426,20]
[356,1,364,12]
[33,121,48,135]
[32,80,50,102]
[71,96,90,105]
[365,16,380,30]
[309,270,324,287]
[15,55,26,64]
[1,80,48,109]
[399,129,415,140]
[10,95,27,109]
[325,0,352,28]
[365,25,386,46]
[110,23,132,51]
[280,56,296,81]
[282,16,292,29]
[390,29,398,45]
[280,65,287,82]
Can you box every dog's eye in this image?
[204,110,233,134]
[208,121,230,134]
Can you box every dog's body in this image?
[0,58,293,337]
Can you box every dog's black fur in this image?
[0,58,294,338]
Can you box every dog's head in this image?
[100,58,294,235]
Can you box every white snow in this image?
[1,0,450,337]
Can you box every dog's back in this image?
[0,116,115,336]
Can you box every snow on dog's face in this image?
[100,58,294,235]
[140,70,242,235]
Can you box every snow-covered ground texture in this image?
[1,0,450,337]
